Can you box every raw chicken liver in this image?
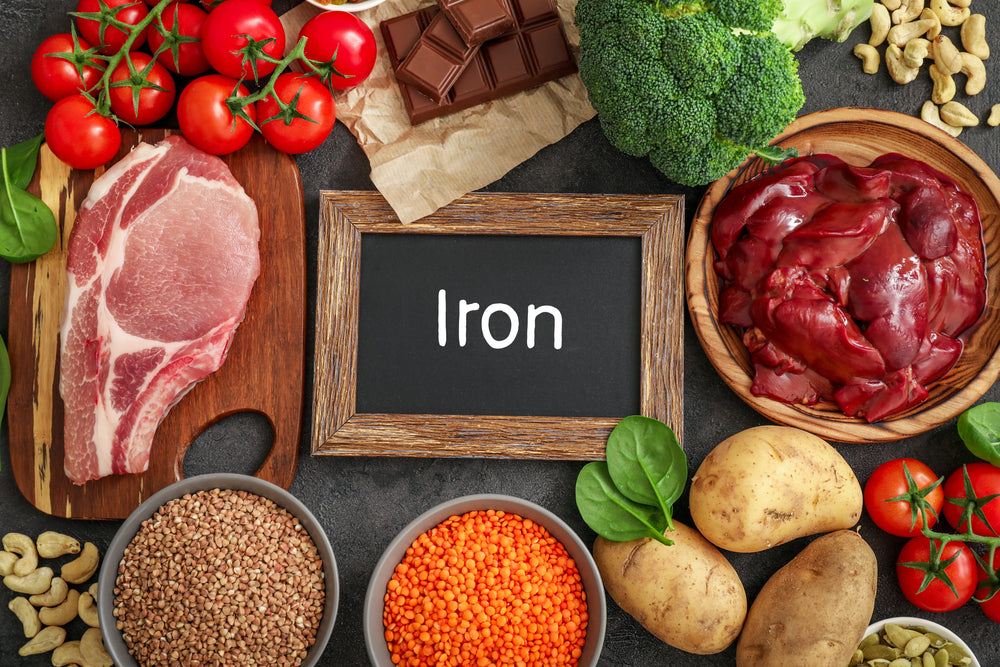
[712,154,986,422]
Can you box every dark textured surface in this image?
[2,1,1000,665]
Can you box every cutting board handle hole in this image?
[182,411,274,478]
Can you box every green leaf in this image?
[575,462,673,546]
[958,402,1000,467]
[2,135,43,190]
[606,415,686,525]
[0,185,58,263]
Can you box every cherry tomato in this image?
[30,33,103,102]
[177,74,256,155]
[942,463,1000,537]
[975,551,1000,623]
[258,73,335,154]
[147,2,211,76]
[75,0,149,54]
[201,0,285,80]
[864,458,944,538]
[298,10,377,91]
[897,536,977,613]
[201,0,270,7]
[142,0,188,4]
[107,52,176,126]
[44,94,121,170]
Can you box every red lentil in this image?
[382,509,588,667]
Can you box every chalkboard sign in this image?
[311,192,685,460]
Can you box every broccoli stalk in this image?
[574,0,872,187]
[774,0,874,52]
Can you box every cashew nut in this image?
[931,34,962,74]
[17,625,65,656]
[903,37,932,68]
[886,44,921,83]
[854,43,882,73]
[988,104,1000,127]
[38,588,80,627]
[8,596,41,638]
[961,14,990,60]
[960,51,987,95]
[893,0,926,25]
[929,63,956,103]
[60,542,98,585]
[888,18,937,47]
[80,627,113,667]
[930,0,970,26]
[941,100,979,127]
[51,641,85,667]
[78,590,100,628]
[28,576,68,607]
[0,550,17,576]
[35,532,81,560]
[4,566,54,595]
[3,533,39,577]
[870,3,891,45]
[883,0,903,11]
[919,7,942,39]
[921,100,963,136]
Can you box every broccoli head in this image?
[574,0,870,187]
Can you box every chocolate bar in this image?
[380,0,577,125]
[438,0,514,46]
[394,11,482,103]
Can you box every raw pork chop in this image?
[59,135,260,485]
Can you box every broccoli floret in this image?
[574,0,870,187]
[773,0,874,51]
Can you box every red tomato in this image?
[298,10,377,91]
[108,52,176,126]
[30,33,103,102]
[201,0,270,7]
[976,550,1000,623]
[44,95,121,170]
[177,74,256,155]
[75,0,149,54]
[143,0,188,4]
[943,463,1000,537]
[864,458,944,538]
[147,2,211,76]
[201,0,285,80]
[897,536,977,613]
[258,73,335,154]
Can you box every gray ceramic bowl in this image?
[363,493,606,666]
[97,473,339,667]
[863,616,980,667]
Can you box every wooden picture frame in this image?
[311,192,684,460]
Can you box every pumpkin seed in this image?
[866,644,903,661]
[905,635,932,657]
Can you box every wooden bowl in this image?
[686,108,1000,443]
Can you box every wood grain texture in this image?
[312,192,685,459]
[7,129,307,519]
[686,107,1000,443]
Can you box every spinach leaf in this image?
[606,414,686,528]
[4,135,43,190]
[958,402,1000,467]
[0,135,57,263]
[575,461,674,546]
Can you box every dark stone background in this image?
[1,1,999,664]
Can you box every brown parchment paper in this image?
[281,0,596,224]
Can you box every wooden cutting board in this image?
[7,128,306,519]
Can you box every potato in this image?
[593,520,746,655]
[688,425,862,552]
[736,529,877,666]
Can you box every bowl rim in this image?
[362,493,607,667]
[304,0,388,12]
[96,473,339,667]
[864,616,981,667]
[686,106,1000,443]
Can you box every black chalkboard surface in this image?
[311,192,685,460]
[355,234,642,418]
